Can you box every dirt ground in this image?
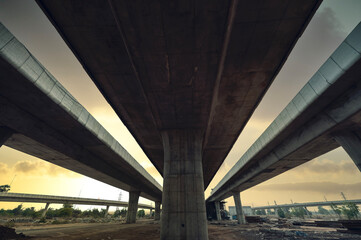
[2,219,360,240]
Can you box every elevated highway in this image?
[0,22,162,223]
[207,22,361,222]
[253,199,361,211]
[36,1,321,238]
[0,192,153,209]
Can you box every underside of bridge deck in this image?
[36,0,321,238]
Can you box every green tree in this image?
[120,208,127,217]
[318,206,329,215]
[277,208,285,218]
[22,207,36,217]
[58,204,74,217]
[101,208,108,217]
[12,204,23,216]
[72,209,82,218]
[291,207,306,219]
[255,210,263,215]
[341,202,359,220]
[330,203,342,218]
[137,209,145,218]
[113,209,121,218]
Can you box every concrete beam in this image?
[253,199,361,210]
[0,23,162,202]
[215,201,221,221]
[41,203,50,218]
[207,22,361,203]
[0,127,13,147]
[126,191,140,224]
[161,130,208,240]
[334,131,361,171]
[0,192,153,209]
[154,201,160,221]
[233,192,246,224]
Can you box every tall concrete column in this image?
[304,206,312,217]
[334,132,361,171]
[233,192,246,224]
[41,203,50,218]
[274,208,279,217]
[161,130,208,240]
[154,201,161,221]
[0,127,13,147]
[215,201,221,221]
[126,191,140,223]
[104,205,110,217]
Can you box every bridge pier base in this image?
[0,127,13,147]
[233,192,246,224]
[154,201,160,220]
[126,191,140,223]
[41,203,50,218]
[104,205,110,217]
[334,132,361,171]
[161,130,208,240]
[215,201,221,221]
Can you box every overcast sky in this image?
[0,0,361,211]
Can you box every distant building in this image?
[229,206,253,219]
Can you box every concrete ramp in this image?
[0,23,162,202]
[208,22,361,203]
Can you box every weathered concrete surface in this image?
[334,132,361,171]
[0,127,13,147]
[36,0,321,190]
[41,203,50,218]
[161,130,208,240]
[215,201,221,221]
[126,191,140,224]
[105,205,110,217]
[154,201,161,221]
[0,23,162,202]
[253,199,361,210]
[0,192,153,209]
[207,22,361,203]
[233,192,246,224]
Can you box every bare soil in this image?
[4,220,361,240]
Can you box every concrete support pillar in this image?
[126,191,140,223]
[154,201,161,221]
[104,205,110,217]
[161,130,208,240]
[0,127,13,147]
[334,132,361,171]
[41,203,50,218]
[274,208,279,217]
[215,201,221,221]
[304,206,312,217]
[233,192,246,224]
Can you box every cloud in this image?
[250,7,347,123]
[295,159,358,175]
[254,181,361,195]
[13,160,79,177]
[0,162,9,174]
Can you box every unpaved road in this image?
[15,221,361,240]
[16,222,249,240]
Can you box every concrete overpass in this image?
[36,1,321,238]
[0,192,154,218]
[253,199,361,211]
[0,22,162,223]
[207,22,361,223]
